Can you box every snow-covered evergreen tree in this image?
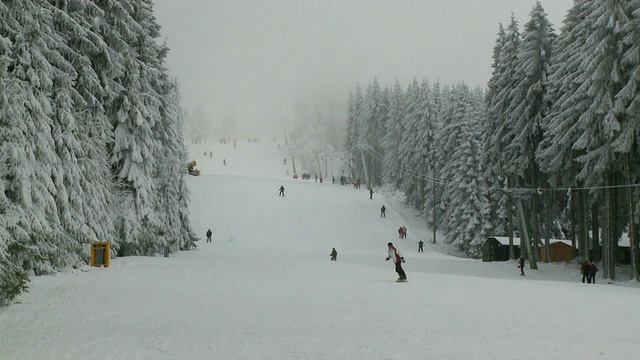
[437,84,490,256]
[381,80,405,187]
[0,2,30,306]
[344,87,364,180]
[482,23,510,236]
[398,79,422,204]
[359,78,387,187]
[408,79,436,209]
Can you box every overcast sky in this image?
[152,0,574,133]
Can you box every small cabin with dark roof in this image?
[482,236,521,262]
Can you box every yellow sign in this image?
[91,242,110,267]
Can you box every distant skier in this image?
[402,226,407,239]
[398,226,403,238]
[278,185,285,196]
[223,159,226,165]
[418,240,424,253]
[386,242,407,282]
[369,188,374,199]
[330,248,337,261]
[518,256,525,276]
[380,205,386,218]
[206,229,212,243]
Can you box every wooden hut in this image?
[539,240,573,263]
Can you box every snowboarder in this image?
[418,240,424,253]
[386,242,407,282]
[278,185,285,196]
[380,205,386,218]
[581,260,590,283]
[589,262,598,284]
[206,229,212,243]
[518,256,525,276]
[330,248,337,261]
[369,188,374,199]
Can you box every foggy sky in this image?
[152,0,574,134]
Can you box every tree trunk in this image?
[571,191,577,259]
[507,178,515,259]
[516,196,537,270]
[625,154,639,281]
[581,189,590,262]
[432,161,437,244]
[544,190,551,263]
[591,204,600,262]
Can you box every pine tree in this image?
[359,78,387,187]
[381,80,405,187]
[344,87,364,180]
[437,85,489,256]
[398,79,422,204]
[0,2,30,305]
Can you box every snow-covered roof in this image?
[486,236,560,247]
[487,236,521,246]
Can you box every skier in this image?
[402,226,407,239]
[330,248,337,261]
[278,185,285,196]
[206,229,212,243]
[398,227,403,238]
[369,188,374,199]
[518,256,525,276]
[581,260,590,283]
[380,205,386,218]
[223,159,226,165]
[386,242,407,282]
[589,262,598,284]
[418,240,424,253]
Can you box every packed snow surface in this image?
[1,138,639,360]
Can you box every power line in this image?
[356,144,640,193]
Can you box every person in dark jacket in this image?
[369,188,374,199]
[380,205,386,218]
[330,248,337,261]
[518,256,525,276]
[418,240,424,253]
[278,185,285,196]
[589,262,598,284]
[206,229,212,243]
[581,260,590,283]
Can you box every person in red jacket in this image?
[386,242,406,282]
[581,260,590,283]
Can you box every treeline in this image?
[343,1,640,281]
[0,0,195,305]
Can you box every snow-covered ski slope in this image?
[1,138,639,360]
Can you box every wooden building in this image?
[539,240,573,263]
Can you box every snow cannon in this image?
[187,160,200,176]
